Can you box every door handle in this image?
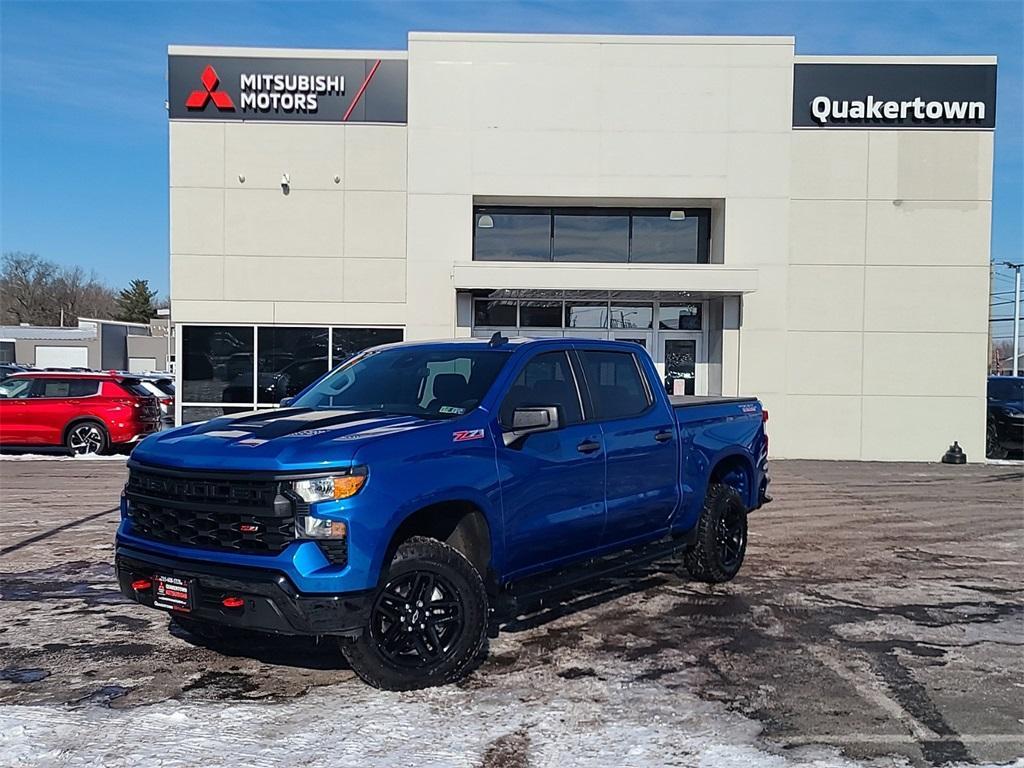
[654,430,674,443]
[576,439,601,454]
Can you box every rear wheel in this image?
[340,536,488,691]
[65,420,109,456]
[684,483,748,583]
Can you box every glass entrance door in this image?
[660,333,704,396]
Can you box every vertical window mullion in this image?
[622,214,630,264]
[549,209,555,262]
[251,324,259,410]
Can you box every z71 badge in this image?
[452,429,485,442]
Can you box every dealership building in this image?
[167,33,996,461]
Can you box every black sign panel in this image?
[168,55,407,123]
[793,63,996,129]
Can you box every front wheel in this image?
[684,483,748,583]
[340,536,488,690]
[987,420,1008,460]
[65,420,109,455]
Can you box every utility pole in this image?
[1005,262,1023,377]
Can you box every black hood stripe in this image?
[194,408,420,440]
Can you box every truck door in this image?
[575,348,678,546]
[495,350,607,577]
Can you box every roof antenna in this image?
[489,331,508,347]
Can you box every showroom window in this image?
[179,325,403,422]
[473,207,711,264]
[474,298,703,335]
[657,303,702,331]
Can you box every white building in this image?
[167,33,997,461]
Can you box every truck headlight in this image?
[290,468,366,503]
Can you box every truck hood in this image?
[131,407,442,472]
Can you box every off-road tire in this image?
[684,483,748,583]
[340,536,488,691]
[64,420,109,456]
[986,420,1008,460]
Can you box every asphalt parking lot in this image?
[0,458,1021,767]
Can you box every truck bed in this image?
[669,395,759,409]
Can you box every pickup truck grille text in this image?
[124,466,295,555]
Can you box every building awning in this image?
[452,262,758,297]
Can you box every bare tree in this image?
[0,252,118,326]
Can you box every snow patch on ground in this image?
[0,452,128,461]
[3,672,1017,768]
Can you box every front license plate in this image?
[153,574,192,612]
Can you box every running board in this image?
[493,531,696,625]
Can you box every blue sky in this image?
[1,0,1021,331]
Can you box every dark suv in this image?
[987,375,1024,459]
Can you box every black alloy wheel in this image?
[684,482,749,583]
[339,536,488,690]
[370,570,464,668]
[716,503,747,570]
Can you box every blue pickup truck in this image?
[116,336,769,689]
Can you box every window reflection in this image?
[181,405,253,424]
[474,211,550,261]
[182,326,254,404]
[657,303,702,330]
[332,328,404,366]
[552,215,628,263]
[472,207,711,264]
[519,301,563,328]
[609,304,653,329]
[565,302,608,329]
[631,213,700,263]
[180,326,403,411]
[252,327,329,404]
[474,300,517,327]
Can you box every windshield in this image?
[0,377,32,398]
[292,347,511,418]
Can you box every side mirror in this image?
[280,397,295,408]
[503,406,559,447]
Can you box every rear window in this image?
[38,379,100,398]
[152,378,175,396]
[116,378,156,398]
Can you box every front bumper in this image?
[116,545,373,637]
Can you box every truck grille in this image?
[124,465,295,555]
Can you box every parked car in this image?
[134,375,176,427]
[0,363,28,379]
[116,337,769,690]
[0,372,161,455]
[987,375,1024,459]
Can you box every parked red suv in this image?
[0,372,161,455]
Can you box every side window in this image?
[39,380,72,398]
[37,379,99,398]
[67,380,100,397]
[0,378,34,399]
[500,351,582,427]
[578,350,651,420]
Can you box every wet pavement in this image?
[0,458,1021,767]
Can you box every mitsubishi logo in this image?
[185,65,235,111]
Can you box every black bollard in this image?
[941,441,967,464]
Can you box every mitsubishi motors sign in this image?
[168,54,407,123]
